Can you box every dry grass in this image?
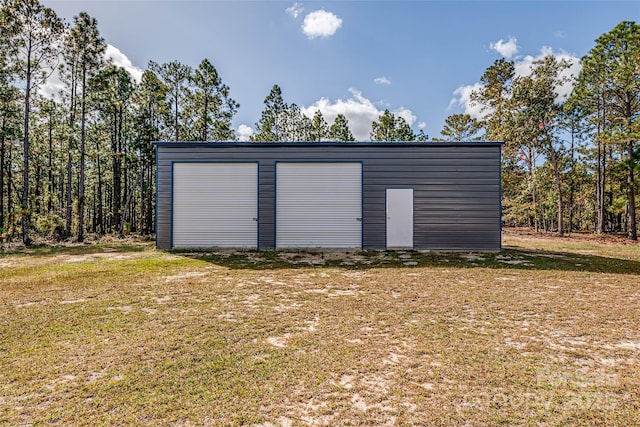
[1,231,639,425]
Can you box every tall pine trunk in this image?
[66,77,76,238]
[596,138,603,233]
[551,152,564,237]
[21,42,32,245]
[568,126,575,233]
[596,94,606,234]
[7,142,13,234]
[203,95,208,141]
[0,117,5,231]
[47,107,53,214]
[95,138,104,234]
[112,109,122,231]
[78,68,87,242]
[34,158,41,213]
[628,138,637,240]
[174,95,179,141]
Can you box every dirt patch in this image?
[266,335,291,348]
[165,272,207,281]
[2,233,639,425]
[0,259,17,267]
[503,227,640,247]
[106,305,133,313]
[59,298,88,304]
[61,253,137,263]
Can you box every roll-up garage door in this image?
[276,162,362,248]
[172,162,257,248]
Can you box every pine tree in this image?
[132,70,167,234]
[279,103,310,141]
[90,65,134,233]
[253,84,286,142]
[472,58,515,142]
[438,114,481,141]
[1,0,64,244]
[510,56,572,236]
[149,60,191,141]
[328,114,355,142]
[370,109,415,142]
[310,110,328,142]
[64,11,106,241]
[189,58,238,141]
[0,54,21,234]
[573,21,640,240]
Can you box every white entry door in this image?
[386,188,413,249]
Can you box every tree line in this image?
[0,0,638,244]
[469,21,639,240]
[0,0,243,244]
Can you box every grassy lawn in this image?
[1,232,639,426]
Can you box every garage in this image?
[155,142,503,251]
[172,162,258,248]
[276,162,362,248]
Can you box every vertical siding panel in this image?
[258,161,275,249]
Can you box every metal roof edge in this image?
[153,141,504,147]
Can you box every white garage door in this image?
[172,162,257,248]
[276,162,362,248]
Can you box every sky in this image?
[41,0,640,141]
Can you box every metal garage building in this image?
[155,142,502,251]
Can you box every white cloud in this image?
[448,82,487,119]
[513,46,582,101]
[105,44,143,83]
[557,52,582,100]
[374,76,391,85]
[39,44,143,100]
[395,107,416,127]
[490,37,519,59]
[418,121,427,130]
[302,10,342,39]
[39,67,65,100]
[449,47,582,119]
[286,2,304,19]
[301,88,416,141]
[237,124,254,142]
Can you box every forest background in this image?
[0,0,638,245]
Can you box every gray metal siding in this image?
[155,143,502,250]
[258,162,275,249]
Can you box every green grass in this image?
[1,235,639,425]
